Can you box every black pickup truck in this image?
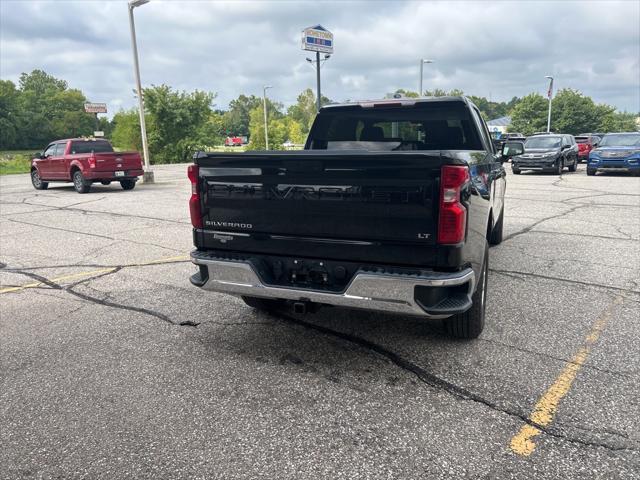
[189,97,523,338]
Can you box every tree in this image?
[247,103,297,150]
[550,88,602,134]
[598,110,638,133]
[143,84,215,163]
[222,94,263,136]
[0,80,21,149]
[19,69,67,95]
[111,109,143,151]
[287,88,330,135]
[509,93,550,135]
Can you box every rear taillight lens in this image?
[188,164,203,229]
[88,154,96,169]
[438,165,469,244]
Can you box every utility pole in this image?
[545,76,554,133]
[263,85,272,150]
[419,59,433,96]
[128,0,153,183]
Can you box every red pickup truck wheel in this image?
[72,170,91,194]
[31,169,48,190]
[120,179,136,190]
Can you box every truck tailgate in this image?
[195,152,455,262]
[93,152,141,172]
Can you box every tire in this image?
[31,169,48,190]
[511,167,521,175]
[120,179,136,190]
[587,168,596,176]
[100,180,111,185]
[241,296,283,312]
[568,158,577,172]
[489,207,504,246]
[445,245,488,339]
[72,170,91,194]
[556,159,563,175]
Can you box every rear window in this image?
[308,102,483,151]
[575,137,589,143]
[70,141,114,154]
[524,136,561,149]
[599,134,640,147]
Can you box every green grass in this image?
[0,151,33,175]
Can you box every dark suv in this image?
[512,134,578,174]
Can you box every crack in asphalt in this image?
[502,203,590,243]
[271,310,638,454]
[476,336,633,380]
[6,217,184,253]
[1,195,189,225]
[490,268,640,295]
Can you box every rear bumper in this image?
[84,169,144,180]
[190,250,475,319]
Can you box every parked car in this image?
[224,136,245,147]
[575,135,601,163]
[511,134,578,174]
[587,132,640,176]
[188,96,523,339]
[30,138,143,193]
[502,133,526,141]
[492,132,526,153]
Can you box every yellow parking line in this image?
[0,255,190,294]
[509,296,622,456]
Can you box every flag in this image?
[547,78,554,99]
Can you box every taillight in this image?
[437,165,469,244]
[188,164,203,229]
[88,154,96,169]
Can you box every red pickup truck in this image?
[30,138,144,193]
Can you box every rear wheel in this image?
[31,169,48,190]
[120,179,136,190]
[568,157,577,172]
[242,296,283,312]
[587,168,596,176]
[72,170,91,194]
[444,246,488,339]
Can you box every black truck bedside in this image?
[188,97,523,339]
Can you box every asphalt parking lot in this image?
[1,163,639,479]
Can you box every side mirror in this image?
[38,152,46,159]
[501,141,524,160]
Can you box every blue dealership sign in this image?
[302,25,334,54]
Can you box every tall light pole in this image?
[128,0,153,183]
[263,85,272,150]
[545,75,554,133]
[419,59,433,96]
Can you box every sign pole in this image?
[301,25,333,113]
[316,51,321,113]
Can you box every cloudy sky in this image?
[1,0,639,116]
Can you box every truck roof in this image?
[54,138,111,143]
[320,96,470,111]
